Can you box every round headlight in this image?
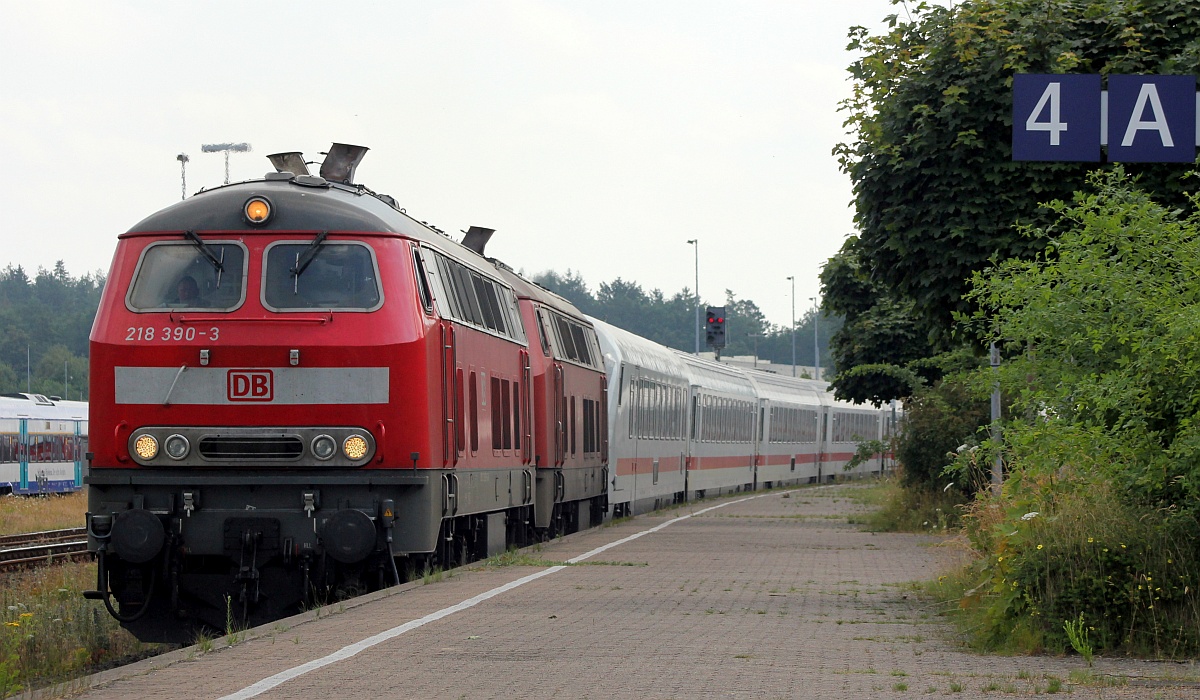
[342,435,369,460]
[164,434,190,460]
[244,196,272,225]
[311,435,336,461]
[133,434,159,460]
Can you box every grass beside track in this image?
[0,492,168,696]
[0,562,169,697]
[0,492,87,536]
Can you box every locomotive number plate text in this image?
[125,326,221,342]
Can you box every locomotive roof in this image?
[127,175,441,241]
[126,173,593,324]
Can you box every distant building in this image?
[699,353,823,381]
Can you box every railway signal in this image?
[705,306,726,349]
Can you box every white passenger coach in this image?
[591,319,896,517]
[0,393,89,494]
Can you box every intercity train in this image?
[85,144,896,642]
[0,393,88,494]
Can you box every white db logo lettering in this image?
[228,370,273,402]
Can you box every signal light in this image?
[705,306,727,349]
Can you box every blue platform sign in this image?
[1012,74,1102,161]
[1107,75,1196,163]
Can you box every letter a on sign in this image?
[1012,74,1101,161]
[1108,75,1196,163]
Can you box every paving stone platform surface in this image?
[61,484,1199,699]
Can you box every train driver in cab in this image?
[166,275,206,307]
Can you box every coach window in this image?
[264,241,382,311]
[127,241,247,312]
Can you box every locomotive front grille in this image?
[197,436,304,461]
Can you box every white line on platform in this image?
[218,494,764,700]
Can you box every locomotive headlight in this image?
[164,434,190,460]
[342,435,369,460]
[243,196,273,225]
[311,435,336,461]
[133,434,159,460]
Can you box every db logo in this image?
[227,370,273,402]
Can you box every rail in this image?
[0,527,90,572]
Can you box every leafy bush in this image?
[896,374,990,494]
[947,169,1200,657]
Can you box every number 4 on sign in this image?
[1012,74,1100,161]
[1027,82,1067,145]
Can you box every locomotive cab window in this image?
[263,240,382,311]
[126,241,248,312]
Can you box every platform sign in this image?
[1014,74,1199,163]
[1107,75,1196,163]
[1013,74,1102,161]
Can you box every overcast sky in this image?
[0,0,916,329]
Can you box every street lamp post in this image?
[201,142,252,185]
[787,276,795,377]
[810,296,820,381]
[176,153,189,200]
[687,239,699,354]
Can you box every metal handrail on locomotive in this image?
[85,143,899,642]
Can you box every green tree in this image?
[529,269,596,316]
[835,0,1200,343]
[32,345,88,401]
[0,362,17,394]
[821,236,933,404]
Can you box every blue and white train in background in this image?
[0,393,88,494]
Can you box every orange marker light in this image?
[244,197,272,224]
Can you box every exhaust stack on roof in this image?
[462,226,495,256]
[319,143,369,184]
[267,152,310,176]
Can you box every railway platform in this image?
[64,483,1198,699]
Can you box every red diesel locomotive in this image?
[86,145,607,641]
[86,144,895,643]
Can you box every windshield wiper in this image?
[183,230,225,288]
[291,231,328,279]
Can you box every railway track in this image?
[0,527,90,572]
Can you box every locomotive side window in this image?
[126,241,247,312]
[543,311,602,371]
[423,248,526,344]
[263,241,382,311]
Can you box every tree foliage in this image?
[836,0,1200,343]
[530,270,838,372]
[821,236,933,403]
[0,263,102,398]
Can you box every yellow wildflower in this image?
[1037,544,1043,550]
